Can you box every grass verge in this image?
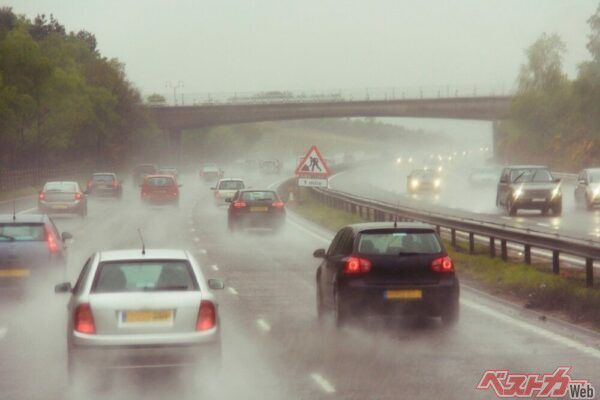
[288,188,600,330]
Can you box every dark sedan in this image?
[86,173,123,198]
[314,222,459,327]
[0,214,72,288]
[227,190,285,232]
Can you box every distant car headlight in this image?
[411,179,419,189]
[551,185,561,199]
[513,186,523,199]
[591,187,600,199]
[396,157,402,164]
[437,166,443,172]
[408,157,413,163]
[434,179,441,188]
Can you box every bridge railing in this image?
[147,84,516,107]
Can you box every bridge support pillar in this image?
[167,128,182,165]
[492,120,500,161]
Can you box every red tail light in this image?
[38,191,45,200]
[431,256,454,272]
[87,180,92,189]
[196,300,216,331]
[272,201,285,208]
[343,256,372,274]
[233,201,247,209]
[74,192,82,200]
[112,180,118,188]
[215,191,221,198]
[44,226,59,253]
[74,303,96,334]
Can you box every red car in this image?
[140,175,181,206]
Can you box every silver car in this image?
[211,178,245,205]
[55,248,224,380]
[38,181,88,217]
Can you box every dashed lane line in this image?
[211,264,219,271]
[310,373,336,394]
[0,327,7,341]
[198,249,207,254]
[256,319,272,332]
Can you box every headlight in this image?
[408,157,413,163]
[513,186,523,199]
[396,157,402,164]
[434,179,441,188]
[592,187,600,199]
[411,179,419,189]
[551,185,561,199]
[437,166,443,172]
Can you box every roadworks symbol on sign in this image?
[295,145,331,177]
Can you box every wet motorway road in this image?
[0,171,599,400]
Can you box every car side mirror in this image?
[207,278,225,290]
[313,248,327,258]
[225,198,233,203]
[554,178,561,183]
[578,179,586,185]
[54,282,72,293]
[61,232,73,241]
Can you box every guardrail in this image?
[280,172,598,288]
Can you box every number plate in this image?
[52,204,69,209]
[250,206,268,212]
[0,268,31,278]
[123,310,173,323]
[385,289,422,300]
[532,198,546,202]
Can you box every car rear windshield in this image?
[146,177,175,187]
[511,168,553,183]
[0,223,45,242]
[44,182,77,192]
[240,191,277,201]
[357,230,442,255]
[92,174,115,182]
[219,180,244,190]
[93,260,198,293]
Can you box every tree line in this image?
[0,8,150,172]
[497,3,600,171]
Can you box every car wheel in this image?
[316,273,325,323]
[553,202,562,216]
[79,207,87,218]
[334,290,347,328]
[586,195,593,211]
[507,198,517,216]
[441,302,460,327]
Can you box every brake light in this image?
[87,180,92,189]
[112,180,118,188]
[74,192,82,200]
[196,300,216,331]
[272,201,285,208]
[74,303,96,334]
[215,191,221,198]
[38,191,45,200]
[431,256,454,272]
[45,226,59,253]
[343,256,372,274]
[233,201,247,209]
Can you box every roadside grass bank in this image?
[288,188,600,330]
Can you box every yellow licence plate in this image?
[385,289,422,300]
[0,269,31,278]
[52,204,69,209]
[250,206,268,212]
[125,310,173,323]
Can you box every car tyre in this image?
[507,197,517,216]
[552,202,562,216]
[333,290,347,328]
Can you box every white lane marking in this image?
[537,223,551,228]
[17,207,37,215]
[0,327,7,340]
[193,237,200,242]
[461,298,600,359]
[198,248,207,254]
[256,319,271,332]
[189,228,196,232]
[500,216,512,221]
[211,264,219,271]
[310,373,336,394]
[227,287,238,295]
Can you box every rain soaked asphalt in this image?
[0,169,598,400]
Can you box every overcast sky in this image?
[5,1,599,98]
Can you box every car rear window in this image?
[93,260,198,293]
[357,230,442,255]
[146,177,175,187]
[240,191,277,201]
[0,223,45,242]
[92,174,115,182]
[44,182,77,192]
[219,180,244,190]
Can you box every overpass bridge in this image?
[144,93,512,154]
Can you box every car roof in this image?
[144,174,176,179]
[92,172,116,176]
[0,213,47,223]
[506,165,549,169]
[45,181,78,185]
[347,222,436,233]
[218,178,244,182]
[97,248,190,262]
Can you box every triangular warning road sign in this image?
[295,145,331,177]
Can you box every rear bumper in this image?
[38,201,84,213]
[142,195,178,204]
[229,213,285,228]
[513,196,560,209]
[338,279,459,317]
[90,187,121,197]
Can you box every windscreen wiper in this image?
[512,171,526,183]
[0,234,16,241]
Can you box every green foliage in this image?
[147,93,166,104]
[499,7,600,170]
[0,8,146,169]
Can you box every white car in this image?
[55,248,224,381]
[212,178,245,205]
